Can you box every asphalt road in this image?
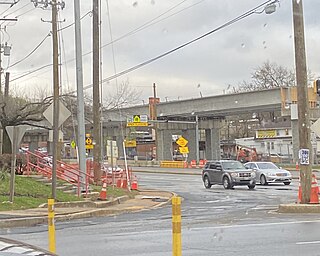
[1,171,320,256]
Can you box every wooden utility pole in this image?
[292,0,312,204]
[4,72,9,97]
[92,0,101,182]
[51,0,60,200]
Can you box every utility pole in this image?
[0,18,16,155]
[74,0,87,191]
[32,0,65,199]
[292,0,311,204]
[92,0,101,182]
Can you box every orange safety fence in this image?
[24,151,91,197]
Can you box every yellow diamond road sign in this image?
[176,136,188,147]
[179,146,189,154]
[133,115,140,122]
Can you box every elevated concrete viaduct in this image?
[101,87,319,162]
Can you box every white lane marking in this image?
[296,241,320,245]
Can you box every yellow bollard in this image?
[48,198,56,253]
[172,196,181,256]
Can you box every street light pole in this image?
[292,0,312,204]
[74,0,87,191]
[195,115,200,166]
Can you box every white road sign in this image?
[43,100,71,127]
[311,118,320,137]
[6,125,29,146]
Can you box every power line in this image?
[2,1,30,18]
[81,0,275,91]
[8,32,51,68]
[6,1,200,83]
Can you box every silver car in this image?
[244,162,292,185]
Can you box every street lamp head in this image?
[265,3,277,14]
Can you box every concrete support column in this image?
[182,129,196,161]
[157,129,174,161]
[116,136,124,159]
[205,128,220,160]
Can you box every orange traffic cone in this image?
[131,177,138,190]
[310,174,319,204]
[98,180,107,201]
[297,178,302,204]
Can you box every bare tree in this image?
[236,61,296,92]
[0,93,53,153]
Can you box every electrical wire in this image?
[14,7,35,18]
[58,10,92,32]
[8,32,51,68]
[7,0,200,84]
[8,63,52,83]
[3,2,30,18]
[99,0,204,51]
[81,0,275,90]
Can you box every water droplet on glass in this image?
[213,232,217,239]
[162,28,168,34]
[241,43,245,48]
[264,23,267,27]
[263,41,266,44]
[133,1,138,7]
[289,35,292,39]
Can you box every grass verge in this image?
[0,173,137,211]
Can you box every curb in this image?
[279,203,320,213]
[38,196,130,209]
[0,190,174,229]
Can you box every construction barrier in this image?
[160,161,186,168]
[98,179,107,200]
[188,159,207,168]
[199,159,207,168]
[131,176,138,190]
[310,174,319,204]
[297,178,301,203]
[297,174,319,204]
[189,160,196,168]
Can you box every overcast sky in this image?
[1,0,319,105]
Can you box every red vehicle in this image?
[236,145,258,163]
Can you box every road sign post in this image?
[6,125,29,202]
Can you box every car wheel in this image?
[248,184,255,189]
[203,176,212,189]
[284,182,291,185]
[260,175,268,185]
[223,176,231,189]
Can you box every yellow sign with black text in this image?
[176,136,188,147]
[257,130,276,138]
[179,146,189,154]
[125,140,137,147]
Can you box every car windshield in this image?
[222,161,245,170]
[257,162,279,169]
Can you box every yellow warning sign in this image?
[179,146,189,154]
[125,140,137,147]
[176,136,188,147]
[133,115,140,122]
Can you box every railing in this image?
[86,160,133,187]
[24,151,91,197]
